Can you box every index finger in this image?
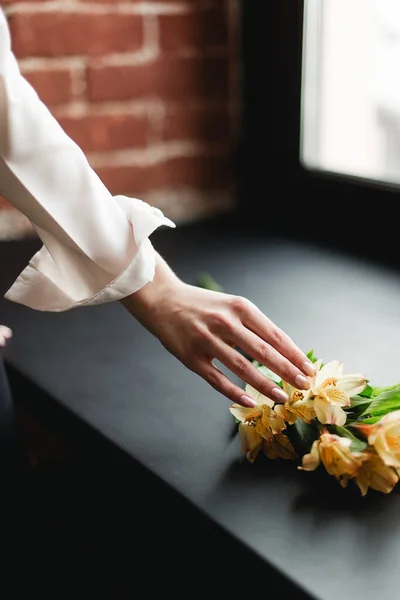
[242,305,315,378]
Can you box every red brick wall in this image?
[0,0,240,239]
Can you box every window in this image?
[301,0,400,186]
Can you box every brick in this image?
[8,12,144,58]
[158,6,228,52]
[56,113,148,153]
[22,68,74,106]
[87,56,229,103]
[94,155,232,196]
[56,106,230,152]
[160,105,230,143]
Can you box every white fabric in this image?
[0,9,175,312]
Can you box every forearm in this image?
[121,252,184,333]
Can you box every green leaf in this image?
[344,401,373,422]
[251,360,282,387]
[358,416,382,425]
[359,384,374,398]
[196,272,223,292]
[288,419,319,455]
[306,349,317,362]
[345,395,373,422]
[369,383,400,399]
[331,425,368,452]
[257,365,282,386]
[363,386,400,417]
[350,395,371,407]
[306,349,323,367]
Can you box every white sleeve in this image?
[0,10,175,312]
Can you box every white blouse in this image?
[0,9,175,312]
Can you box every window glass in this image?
[301,0,400,185]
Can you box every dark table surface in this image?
[2,220,400,600]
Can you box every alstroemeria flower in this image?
[229,403,287,463]
[263,433,297,461]
[237,422,263,463]
[275,381,316,424]
[299,431,361,479]
[310,360,367,426]
[357,410,400,468]
[341,451,399,496]
[229,403,286,437]
[243,382,274,409]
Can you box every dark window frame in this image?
[237,0,400,267]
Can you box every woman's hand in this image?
[122,253,315,408]
[0,325,12,347]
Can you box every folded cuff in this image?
[4,195,175,312]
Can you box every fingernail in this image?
[240,394,257,408]
[271,387,289,403]
[295,374,310,390]
[303,361,315,376]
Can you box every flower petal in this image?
[244,383,274,407]
[314,396,347,425]
[379,409,400,431]
[229,404,259,423]
[282,380,294,397]
[293,400,316,423]
[371,469,399,493]
[263,434,297,460]
[313,359,323,373]
[274,404,297,424]
[374,446,400,468]
[337,373,367,397]
[364,411,400,467]
[274,434,298,460]
[261,406,286,434]
[354,471,369,496]
[383,409,400,422]
[238,423,262,462]
[299,440,321,471]
[355,453,399,495]
[324,386,351,407]
[315,360,343,388]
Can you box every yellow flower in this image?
[262,434,297,460]
[229,403,286,438]
[229,403,287,463]
[310,360,367,426]
[357,410,400,468]
[342,451,399,496]
[299,431,361,479]
[242,382,274,409]
[275,381,316,424]
[237,422,262,463]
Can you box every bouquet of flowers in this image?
[230,351,400,496]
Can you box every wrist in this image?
[120,252,184,326]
